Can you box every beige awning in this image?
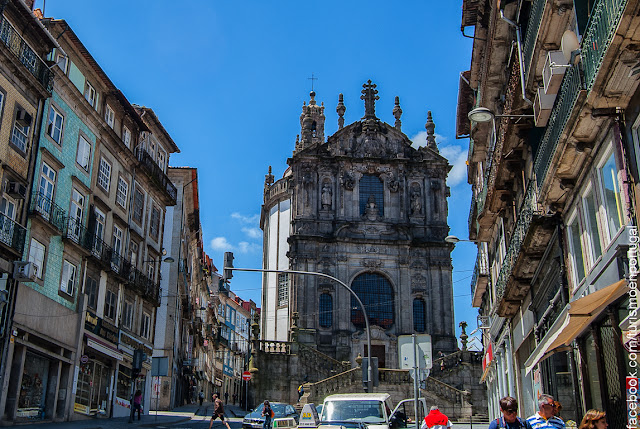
[525,279,628,374]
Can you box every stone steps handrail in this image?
[298,343,351,374]
[424,376,470,405]
[307,367,361,400]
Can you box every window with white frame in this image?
[105,105,115,128]
[68,189,85,240]
[85,81,96,107]
[567,211,587,287]
[150,206,160,239]
[60,260,76,296]
[130,241,138,267]
[133,187,144,224]
[76,135,91,172]
[97,157,111,191]
[597,147,625,242]
[0,196,16,221]
[104,289,117,320]
[158,150,166,172]
[0,91,5,119]
[122,126,131,148]
[147,260,155,281]
[112,225,123,257]
[581,184,603,264]
[277,273,289,306]
[122,300,133,329]
[37,162,56,218]
[28,238,45,279]
[11,111,30,152]
[116,177,128,209]
[47,105,64,144]
[141,312,151,339]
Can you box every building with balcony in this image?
[459,0,640,425]
[0,15,180,423]
[0,1,62,423]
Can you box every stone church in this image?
[260,81,457,369]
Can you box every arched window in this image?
[351,273,394,329]
[319,293,332,328]
[413,298,426,332]
[359,175,384,216]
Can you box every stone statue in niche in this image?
[365,195,379,221]
[321,182,332,210]
[410,185,422,215]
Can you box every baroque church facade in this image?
[260,81,457,368]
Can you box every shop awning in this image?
[525,279,628,374]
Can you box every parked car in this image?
[243,402,299,429]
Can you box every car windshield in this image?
[322,400,385,423]
[252,404,289,417]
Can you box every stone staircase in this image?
[298,365,473,421]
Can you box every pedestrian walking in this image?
[262,400,274,429]
[297,383,304,402]
[209,393,232,429]
[233,392,238,405]
[133,390,143,420]
[488,397,532,429]
[421,406,452,429]
[578,410,607,429]
[225,391,229,404]
[526,395,565,429]
[199,390,205,406]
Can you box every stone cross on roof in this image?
[361,80,379,120]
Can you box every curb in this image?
[139,416,193,427]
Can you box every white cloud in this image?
[211,237,233,251]
[439,145,469,187]
[409,131,448,149]
[210,237,260,254]
[241,227,262,239]
[237,242,261,253]
[231,212,260,224]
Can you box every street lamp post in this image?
[226,267,373,392]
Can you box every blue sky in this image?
[42,0,479,346]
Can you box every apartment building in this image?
[0,15,179,423]
[460,0,640,426]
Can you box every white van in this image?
[318,393,428,429]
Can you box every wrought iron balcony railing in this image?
[582,0,628,92]
[494,180,539,305]
[533,65,583,187]
[129,267,161,306]
[0,211,25,254]
[470,248,490,298]
[0,15,53,92]
[30,192,66,231]
[468,187,477,234]
[522,0,547,81]
[136,148,177,204]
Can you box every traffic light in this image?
[223,252,234,282]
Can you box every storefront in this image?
[113,331,152,418]
[74,311,122,418]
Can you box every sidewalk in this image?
[17,402,248,429]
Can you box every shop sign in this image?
[482,342,493,371]
[215,377,223,386]
[85,312,119,345]
[115,396,131,409]
[74,403,90,415]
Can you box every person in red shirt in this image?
[421,406,452,429]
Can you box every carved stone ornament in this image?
[341,171,355,190]
[362,259,383,268]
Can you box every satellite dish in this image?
[561,30,580,64]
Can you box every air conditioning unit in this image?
[543,51,568,95]
[534,87,556,127]
[15,110,32,127]
[6,181,26,199]
[13,261,36,282]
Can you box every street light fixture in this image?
[444,235,477,244]
[467,107,534,123]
